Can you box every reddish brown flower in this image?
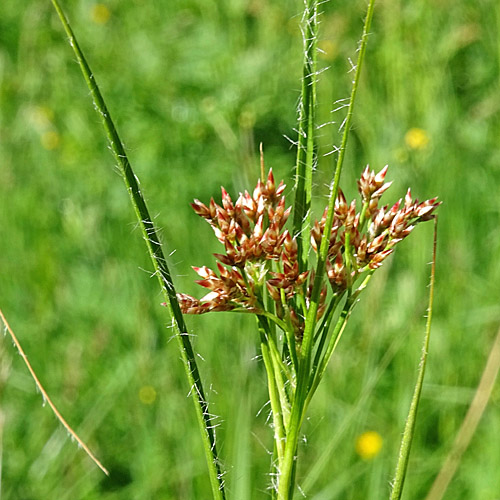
[175,164,440,340]
[175,168,307,323]
[311,165,440,290]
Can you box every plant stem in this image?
[390,218,437,500]
[0,309,108,475]
[49,2,225,498]
[302,0,376,359]
[424,324,500,500]
[278,2,377,498]
[293,0,318,271]
[310,292,344,376]
[307,298,354,405]
[258,319,287,466]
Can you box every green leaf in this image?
[49,2,226,498]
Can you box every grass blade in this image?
[48,2,225,497]
[279,3,377,498]
[301,0,376,358]
[390,218,438,500]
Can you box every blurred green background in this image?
[1,0,500,498]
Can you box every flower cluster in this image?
[312,165,440,291]
[176,170,308,318]
[174,165,440,337]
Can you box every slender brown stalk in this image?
[0,308,108,475]
[425,325,500,500]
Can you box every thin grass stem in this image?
[259,319,287,465]
[293,0,318,271]
[310,292,345,379]
[49,2,225,498]
[0,308,108,475]
[306,295,356,407]
[390,218,438,500]
[301,0,376,370]
[269,344,292,430]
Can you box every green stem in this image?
[390,218,438,500]
[302,0,377,361]
[49,2,225,498]
[277,4,377,499]
[269,341,292,430]
[267,326,294,391]
[259,310,291,334]
[310,292,344,387]
[293,0,318,271]
[258,318,287,466]
[307,272,373,406]
[358,199,371,231]
[307,296,355,406]
[283,314,299,377]
[280,293,299,374]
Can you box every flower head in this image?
[172,164,440,340]
[355,430,383,460]
[311,165,440,287]
[176,169,308,337]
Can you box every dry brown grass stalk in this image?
[0,308,108,475]
[425,325,500,500]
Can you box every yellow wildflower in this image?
[405,128,430,150]
[355,430,383,460]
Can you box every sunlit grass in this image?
[1,0,500,498]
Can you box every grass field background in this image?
[1,0,500,498]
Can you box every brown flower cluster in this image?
[311,165,440,290]
[176,170,309,318]
[174,165,440,335]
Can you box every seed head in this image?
[177,163,440,338]
[178,163,311,319]
[311,165,440,291]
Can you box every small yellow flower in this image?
[405,128,430,151]
[355,430,383,460]
[138,385,157,405]
[91,3,111,25]
[40,131,60,150]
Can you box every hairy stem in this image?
[279,2,377,498]
[49,2,225,497]
[293,0,318,271]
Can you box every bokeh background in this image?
[1,0,500,498]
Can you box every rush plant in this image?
[177,163,438,499]
[47,0,440,498]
